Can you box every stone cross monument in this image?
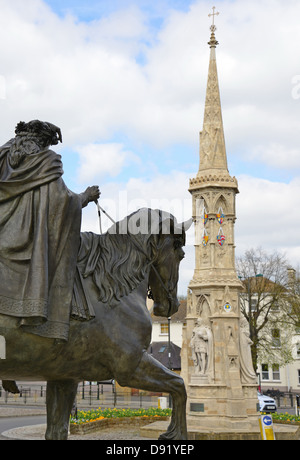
[181,10,259,432]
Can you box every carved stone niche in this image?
[196,295,211,319]
[190,296,214,384]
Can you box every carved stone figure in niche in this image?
[239,318,257,384]
[190,318,213,377]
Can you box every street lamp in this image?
[168,316,172,408]
[168,316,171,370]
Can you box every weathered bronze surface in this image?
[0,120,100,341]
[0,122,188,440]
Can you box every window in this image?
[298,370,300,385]
[272,364,280,381]
[159,346,166,353]
[261,364,280,381]
[250,299,258,312]
[271,329,281,348]
[271,301,280,312]
[160,324,169,335]
[296,343,300,358]
[262,364,269,380]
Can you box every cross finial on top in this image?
[208,6,220,48]
[208,6,219,32]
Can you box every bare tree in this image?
[279,268,300,328]
[236,247,290,371]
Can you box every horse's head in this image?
[149,212,193,318]
[96,208,192,310]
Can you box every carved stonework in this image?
[185,16,259,431]
[239,318,257,384]
[190,318,214,383]
[190,174,238,189]
[196,295,211,319]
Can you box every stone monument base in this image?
[140,421,300,441]
[190,374,209,385]
[187,383,259,430]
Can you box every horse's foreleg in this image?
[45,380,78,440]
[119,352,187,440]
[2,380,20,394]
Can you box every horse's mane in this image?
[78,209,174,304]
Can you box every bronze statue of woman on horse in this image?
[0,121,190,440]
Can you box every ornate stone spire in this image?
[189,8,238,191]
[183,11,258,435]
[198,8,229,176]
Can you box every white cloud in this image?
[252,143,300,169]
[236,175,300,264]
[0,0,150,145]
[76,143,139,182]
[0,0,299,160]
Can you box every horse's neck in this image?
[135,277,150,302]
[125,233,152,261]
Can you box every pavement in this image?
[1,406,299,441]
[1,424,155,440]
[0,406,156,440]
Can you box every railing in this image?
[0,382,170,410]
[263,390,298,410]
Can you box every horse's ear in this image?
[175,218,194,234]
[151,210,192,236]
[162,218,194,236]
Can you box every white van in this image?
[258,392,277,413]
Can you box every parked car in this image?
[258,392,277,413]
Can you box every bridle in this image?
[147,262,175,319]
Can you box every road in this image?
[0,415,46,440]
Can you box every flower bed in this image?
[272,413,300,425]
[70,407,171,435]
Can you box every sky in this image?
[0,0,299,294]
